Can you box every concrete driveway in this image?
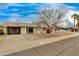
[7,35,79,56]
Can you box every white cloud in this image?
[58,9,79,27]
[19,14,39,23]
[7,3,22,6]
[10,13,21,17]
[63,4,76,10]
[67,10,79,23]
[0,4,8,9]
[6,18,17,22]
[37,3,62,11]
[6,14,38,23]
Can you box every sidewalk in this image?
[0,32,79,56]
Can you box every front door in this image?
[26,27,34,33]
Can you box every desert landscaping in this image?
[0,32,73,43]
[22,32,73,41]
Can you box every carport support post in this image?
[3,27,7,35]
[21,27,26,34]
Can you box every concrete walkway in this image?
[0,32,79,56]
[8,35,79,56]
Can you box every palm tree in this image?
[72,14,79,31]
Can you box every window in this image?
[43,28,46,31]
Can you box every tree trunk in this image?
[46,26,55,33]
[47,28,51,33]
[46,27,52,33]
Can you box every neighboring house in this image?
[2,22,47,35]
[56,26,73,32]
[76,20,79,31]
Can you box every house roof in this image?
[3,22,47,28]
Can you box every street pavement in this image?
[7,35,79,56]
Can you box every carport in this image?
[7,27,21,35]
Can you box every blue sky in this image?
[0,3,79,27]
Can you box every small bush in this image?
[47,29,51,33]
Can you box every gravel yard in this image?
[0,35,5,43]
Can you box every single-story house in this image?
[0,22,73,35]
[1,22,47,35]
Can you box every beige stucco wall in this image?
[34,28,46,34]
[34,28,39,34]
[2,27,47,35]
[21,27,26,34]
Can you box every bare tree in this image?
[38,5,68,33]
